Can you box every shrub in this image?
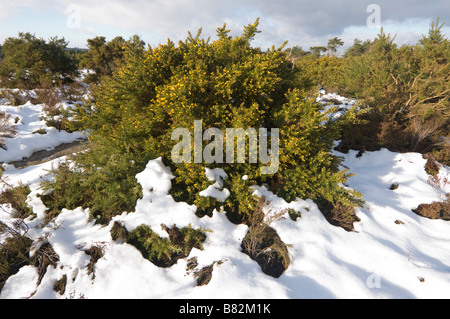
[338,20,449,155]
[407,19,449,153]
[0,183,33,219]
[127,224,208,267]
[78,35,145,84]
[0,216,59,293]
[343,38,372,58]
[47,19,364,228]
[267,89,364,212]
[40,151,143,225]
[295,55,345,93]
[0,234,33,292]
[39,162,87,223]
[0,33,77,89]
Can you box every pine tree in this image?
[327,37,344,57]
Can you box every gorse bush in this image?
[40,151,143,225]
[44,19,363,229]
[294,55,345,93]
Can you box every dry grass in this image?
[241,196,290,278]
[84,244,106,278]
[31,241,60,285]
[0,111,16,150]
[0,89,31,106]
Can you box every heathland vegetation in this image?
[0,18,448,288]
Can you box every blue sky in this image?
[0,1,448,52]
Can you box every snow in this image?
[200,167,230,202]
[0,96,86,164]
[0,266,39,299]
[1,92,449,299]
[317,92,359,121]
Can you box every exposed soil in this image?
[8,139,90,169]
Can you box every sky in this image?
[0,0,449,53]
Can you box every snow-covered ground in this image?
[0,91,86,164]
[0,93,449,299]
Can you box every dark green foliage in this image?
[0,32,77,89]
[343,38,372,58]
[268,89,364,209]
[294,55,345,93]
[78,35,145,83]
[65,48,88,66]
[44,19,363,228]
[337,21,449,156]
[127,224,208,267]
[0,234,33,292]
[310,46,327,58]
[39,162,86,222]
[288,208,301,221]
[0,183,33,219]
[327,37,344,56]
[40,150,143,225]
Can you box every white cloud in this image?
[1,0,448,49]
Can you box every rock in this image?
[390,182,399,190]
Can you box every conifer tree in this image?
[327,37,344,56]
